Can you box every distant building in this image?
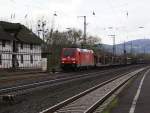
[0,21,43,69]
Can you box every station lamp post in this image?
[48,11,57,45]
[47,12,58,72]
[138,26,146,56]
[108,27,116,56]
[77,16,87,47]
[77,11,96,48]
[108,34,116,56]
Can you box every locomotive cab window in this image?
[63,49,75,57]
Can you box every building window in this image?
[30,55,33,64]
[0,54,2,65]
[21,55,23,64]
[30,44,33,50]
[2,40,6,47]
[21,43,23,49]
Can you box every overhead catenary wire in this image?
[105,0,130,44]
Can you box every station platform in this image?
[110,68,150,113]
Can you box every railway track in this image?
[0,67,127,95]
[40,67,146,113]
[0,65,140,83]
[0,66,140,101]
[0,65,141,90]
[0,67,120,88]
[0,68,111,82]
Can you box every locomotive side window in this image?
[63,49,75,57]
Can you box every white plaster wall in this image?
[0,41,12,52]
[17,43,42,69]
[18,43,41,54]
[0,40,12,68]
[0,41,42,69]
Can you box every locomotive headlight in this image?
[71,58,75,61]
[62,58,66,61]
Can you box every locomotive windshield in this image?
[63,49,75,57]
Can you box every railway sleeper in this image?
[0,93,27,104]
[0,94,15,104]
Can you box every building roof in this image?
[17,25,43,44]
[0,21,20,31]
[0,21,43,44]
[0,26,16,41]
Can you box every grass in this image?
[102,77,135,113]
[102,97,119,113]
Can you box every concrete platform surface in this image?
[110,69,150,113]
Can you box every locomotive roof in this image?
[79,49,93,53]
[63,48,94,53]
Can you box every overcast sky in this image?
[0,0,150,44]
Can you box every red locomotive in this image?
[61,48,95,70]
[60,47,135,70]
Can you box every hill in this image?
[101,39,150,55]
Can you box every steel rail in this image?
[84,68,146,113]
[40,68,145,113]
[0,68,123,95]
